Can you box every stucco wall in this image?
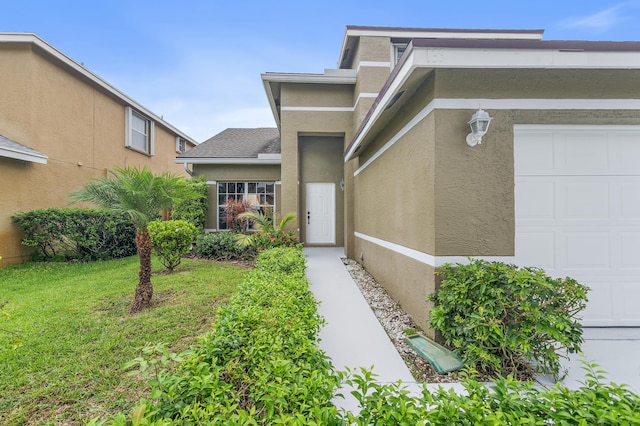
[352,66,640,333]
[0,44,191,265]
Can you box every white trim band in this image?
[355,231,515,267]
[353,97,640,175]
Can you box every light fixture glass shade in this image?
[466,108,492,147]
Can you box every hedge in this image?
[12,208,136,261]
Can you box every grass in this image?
[0,256,247,425]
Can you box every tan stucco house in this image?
[0,33,196,265]
[177,25,640,334]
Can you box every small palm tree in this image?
[71,166,194,313]
[235,209,297,247]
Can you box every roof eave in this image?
[0,146,48,164]
[175,157,282,165]
[345,44,640,161]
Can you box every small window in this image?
[125,106,154,155]
[392,43,408,64]
[176,137,187,153]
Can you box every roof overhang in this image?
[338,26,545,69]
[175,154,282,165]
[345,39,640,161]
[0,145,48,164]
[261,70,357,129]
[0,32,196,145]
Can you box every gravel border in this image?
[341,258,461,383]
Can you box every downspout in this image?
[183,162,193,176]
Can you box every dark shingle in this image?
[178,128,280,159]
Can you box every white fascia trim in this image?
[261,72,357,85]
[355,232,515,267]
[281,106,353,112]
[353,97,640,175]
[0,147,48,164]
[257,153,281,160]
[174,158,281,165]
[0,33,195,144]
[206,181,217,185]
[346,50,420,160]
[412,46,640,70]
[344,28,543,41]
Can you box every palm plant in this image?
[70,166,195,313]
[235,209,297,248]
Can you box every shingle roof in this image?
[178,128,280,159]
[0,135,48,164]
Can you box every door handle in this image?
[307,212,310,225]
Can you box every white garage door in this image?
[514,125,640,326]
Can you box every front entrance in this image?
[305,182,336,244]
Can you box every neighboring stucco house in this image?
[177,25,640,334]
[0,33,196,265]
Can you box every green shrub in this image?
[250,229,302,251]
[193,232,255,261]
[254,246,306,275]
[344,362,640,425]
[148,220,198,271]
[172,175,208,229]
[117,247,342,424]
[429,259,589,379]
[12,208,136,261]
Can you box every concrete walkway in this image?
[305,247,640,410]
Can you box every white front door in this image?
[306,182,336,244]
[514,125,640,326]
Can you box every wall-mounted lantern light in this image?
[339,178,345,191]
[466,108,492,147]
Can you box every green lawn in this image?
[0,256,247,425]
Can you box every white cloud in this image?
[559,3,633,33]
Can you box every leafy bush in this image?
[236,210,301,251]
[172,175,208,229]
[148,220,198,271]
[12,208,136,261]
[116,247,342,424]
[254,246,306,275]
[429,259,589,379]
[193,232,255,261]
[344,362,640,425]
[249,229,302,251]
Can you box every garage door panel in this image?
[514,132,554,173]
[562,232,610,270]
[619,183,640,219]
[563,182,609,220]
[617,282,640,321]
[563,133,609,171]
[618,232,640,269]
[515,125,640,326]
[580,281,614,325]
[516,180,555,220]
[515,231,555,269]
[610,132,640,170]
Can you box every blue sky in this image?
[2,0,639,142]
